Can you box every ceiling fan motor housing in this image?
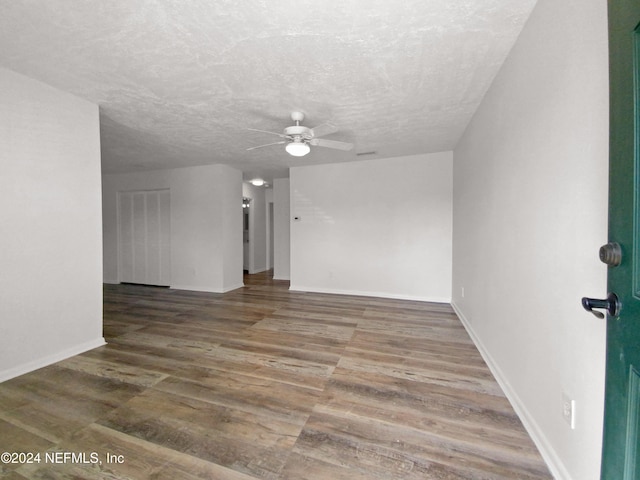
[284,125,312,141]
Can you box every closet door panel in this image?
[118,189,171,286]
[145,192,161,286]
[118,192,134,283]
[132,192,147,284]
[158,190,171,286]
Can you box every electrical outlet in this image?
[461,286,465,298]
[562,393,576,429]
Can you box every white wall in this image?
[220,168,243,288]
[290,152,452,302]
[0,68,104,381]
[273,178,291,280]
[451,0,609,478]
[103,164,243,293]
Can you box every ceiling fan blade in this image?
[247,141,286,151]
[247,128,288,138]
[310,138,354,151]
[309,123,339,138]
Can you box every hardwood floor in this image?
[0,272,552,479]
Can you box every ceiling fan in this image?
[247,111,354,157]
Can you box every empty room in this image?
[0,0,630,479]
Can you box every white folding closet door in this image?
[118,192,135,282]
[132,192,146,282]
[118,190,171,286]
[145,192,160,283]
[158,191,171,283]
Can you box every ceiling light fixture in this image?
[285,141,310,157]
[250,178,265,186]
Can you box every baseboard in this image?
[170,283,245,294]
[0,337,107,383]
[289,284,451,304]
[248,267,268,275]
[170,285,214,293]
[221,282,245,293]
[451,301,570,480]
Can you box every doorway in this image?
[243,197,251,273]
[268,202,274,270]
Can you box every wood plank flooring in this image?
[0,272,552,479]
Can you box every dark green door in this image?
[599,1,640,478]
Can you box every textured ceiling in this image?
[0,0,538,181]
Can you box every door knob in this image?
[599,242,622,266]
[581,292,620,319]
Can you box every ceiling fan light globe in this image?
[286,142,310,157]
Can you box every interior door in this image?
[599,1,640,478]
